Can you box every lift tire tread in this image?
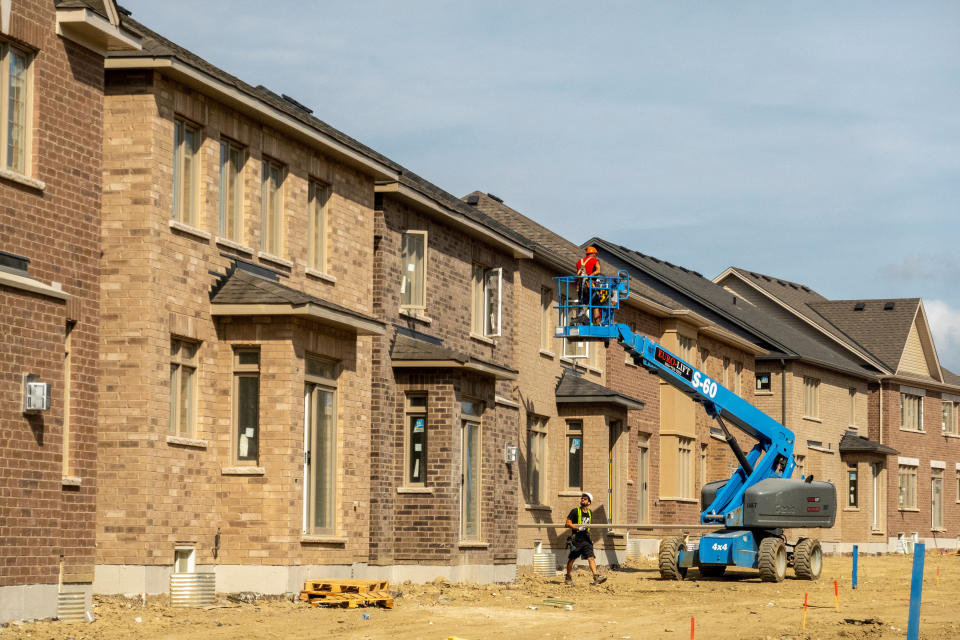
[793,538,822,580]
[758,537,787,583]
[658,536,687,581]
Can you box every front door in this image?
[303,382,336,535]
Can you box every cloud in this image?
[926,300,960,373]
[882,254,960,283]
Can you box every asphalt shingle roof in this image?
[555,371,644,409]
[390,332,468,364]
[807,299,921,373]
[838,432,899,456]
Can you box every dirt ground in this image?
[3,553,958,640]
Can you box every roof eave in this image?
[56,7,142,54]
[210,302,384,336]
[104,56,399,182]
[556,395,644,410]
[376,182,532,259]
[391,358,518,381]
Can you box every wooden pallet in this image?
[299,579,394,609]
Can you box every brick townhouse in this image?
[0,0,138,622]
[462,192,645,567]
[591,239,896,549]
[716,268,960,551]
[368,181,532,583]
[94,15,407,594]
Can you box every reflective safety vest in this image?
[576,507,592,533]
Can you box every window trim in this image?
[460,398,483,541]
[802,376,820,419]
[400,230,428,310]
[232,348,261,465]
[565,419,583,491]
[931,467,944,530]
[540,286,554,353]
[260,157,285,257]
[308,180,330,273]
[218,138,245,242]
[169,337,199,438]
[526,414,548,505]
[303,354,338,536]
[173,117,201,225]
[847,463,859,508]
[898,463,918,510]
[900,392,924,433]
[0,42,33,177]
[404,393,428,487]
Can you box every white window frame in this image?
[803,377,820,419]
[303,355,338,535]
[169,337,199,438]
[405,393,428,487]
[260,158,284,256]
[460,398,483,541]
[218,139,244,242]
[942,400,957,435]
[0,43,32,175]
[173,546,195,573]
[471,264,502,337]
[526,414,548,505]
[931,468,944,530]
[677,437,694,498]
[540,286,554,353]
[173,118,201,225]
[308,180,330,272]
[898,464,918,510]
[400,231,427,310]
[566,420,583,490]
[233,349,260,465]
[900,392,923,432]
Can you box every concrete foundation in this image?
[0,583,82,624]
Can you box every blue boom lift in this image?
[556,273,836,582]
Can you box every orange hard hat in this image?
[585,246,598,254]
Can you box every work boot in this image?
[591,574,607,585]
[564,573,573,585]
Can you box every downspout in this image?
[878,380,883,445]
[780,359,787,426]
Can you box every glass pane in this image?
[6,49,26,172]
[170,339,180,357]
[237,375,259,460]
[218,141,228,235]
[527,430,540,503]
[463,422,480,537]
[568,435,582,488]
[461,400,481,416]
[169,364,177,435]
[408,395,427,409]
[306,357,335,379]
[409,413,426,484]
[313,389,335,530]
[471,265,484,334]
[238,350,259,366]
[173,120,182,217]
[180,365,194,436]
[182,127,196,224]
[181,341,198,361]
[401,234,424,306]
[484,269,499,336]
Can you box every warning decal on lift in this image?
[654,347,693,381]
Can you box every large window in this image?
[794,454,805,480]
[677,335,694,362]
[308,181,330,271]
[260,159,284,255]
[901,393,923,431]
[756,372,772,392]
[169,338,198,437]
[733,362,743,396]
[942,401,957,435]
[931,468,944,530]
[1,43,30,174]
[303,356,337,535]
[233,349,260,463]
[849,388,857,427]
[526,414,548,505]
[540,287,553,352]
[405,394,427,486]
[400,231,426,309]
[677,437,693,498]
[471,264,502,337]
[566,420,583,490]
[63,322,74,476]
[847,464,858,507]
[803,377,820,418]
[461,399,482,540]
[173,118,200,225]
[218,140,244,241]
[898,464,917,509]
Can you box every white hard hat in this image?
[582,492,593,502]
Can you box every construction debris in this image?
[299,579,394,609]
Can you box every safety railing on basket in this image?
[555,271,630,332]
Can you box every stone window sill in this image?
[305,267,336,283]
[222,466,265,476]
[166,435,208,448]
[558,490,583,498]
[659,497,699,503]
[606,530,628,538]
[458,541,489,549]
[843,507,860,512]
[169,219,211,241]
[871,529,885,536]
[899,428,924,434]
[524,504,552,512]
[495,395,519,409]
[941,431,960,439]
[0,269,70,301]
[0,166,44,191]
[399,308,432,324]
[898,507,920,513]
[802,416,823,424]
[808,445,834,454]
[215,236,254,255]
[258,251,293,268]
[62,476,82,487]
[397,486,433,494]
[470,332,495,345]
[755,391,774,396]
[539,349,556,359]
[301,535,348,544]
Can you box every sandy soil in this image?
[3,553,958,640]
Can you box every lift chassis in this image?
[555,273,836,582]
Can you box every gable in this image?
[896,306,942,381]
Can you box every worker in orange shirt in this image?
[576,246,602,325]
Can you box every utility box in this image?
[23,375,50,412]
[742,478,836,528]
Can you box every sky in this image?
[121,1,960,372]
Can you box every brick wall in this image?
[0,1,104,591]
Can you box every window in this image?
[901,393,923,431]
[0,43,31,173]
[526,414,548,504]
[722,357,730,387]
[564,336,589,359]
[699,444,708,487]
[461,399,483,540]
[677,335,694,362]
[62,322,74,477]
[260,159,284,255]
[173,547,195,573]
[956,469,960,504]
[566,420,583,490]
[218,140,244,241]
[849,388,857,427]
[733,362,743,396]
[233,349,260,463]
[173,118,200,225]
[794,454,805,480]
[400,231,426,308]
[169,338,198,437]
[405,394,427,486]
[471,264,502,337]
[588,337,604,370]
[942,401,957,435]
[931,468,943,530]
[677,437,693,498]
[304,355,337,535]
[803,377,820,418]
[898,464,917,509]
[847,464,858,507]
[540,287,553,352]
[756,372,772,392]
[308,181,330,271]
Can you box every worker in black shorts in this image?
[564,492,607,585]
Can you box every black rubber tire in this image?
[793,538,822,580]
[758,537,787,582]
[699,565,726,578]
[658,536,688,580]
